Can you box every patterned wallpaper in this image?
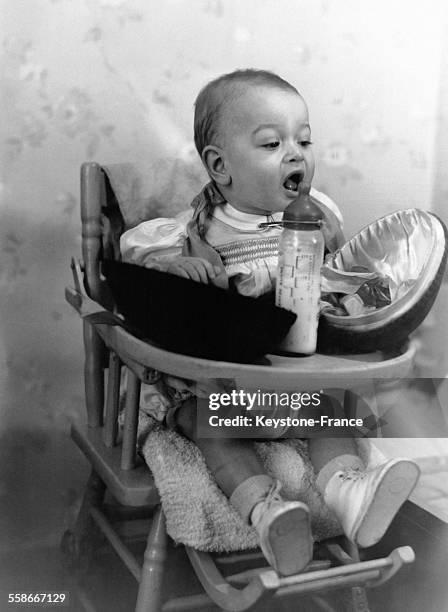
[1,0,447,550]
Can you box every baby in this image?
[121,69,420,576]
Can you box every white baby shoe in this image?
[324,458,420,548]
[251,482,313,576]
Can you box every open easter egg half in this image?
[318,209,447,353]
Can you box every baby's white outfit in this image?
[121,187,343,299]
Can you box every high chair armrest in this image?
[66,284,124,327]
[67,257,122,321]
[65,285,112,319]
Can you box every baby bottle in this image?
[276,182,324,355]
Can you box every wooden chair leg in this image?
[331,538,371,612]
[61,470,106,571]
[74,471,106,534]
[345,542,370,612]
[83,320,105,427]
[349,585,371,612]
[135,506,167,612]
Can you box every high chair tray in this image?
[66,285,416,390]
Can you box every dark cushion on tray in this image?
[102,260,296,363]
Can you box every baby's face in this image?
[220,86,315,215]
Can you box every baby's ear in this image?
[201,145,231,186]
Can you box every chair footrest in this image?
[186,545,414,611]
[268,545,414,591]
[72,422,159,507]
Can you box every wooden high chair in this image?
[63,161,419,612]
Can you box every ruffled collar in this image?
[212,202,283,231]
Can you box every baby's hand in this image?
[166,257,222,285]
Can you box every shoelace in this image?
[251,481,284,527]
[339,468,366,482]
[261,481,283,508]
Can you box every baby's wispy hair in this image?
[193,69,300,156]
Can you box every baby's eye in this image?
[262,141,280,149]
[300,140,313,147]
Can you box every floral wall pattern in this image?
[1,0,447,551]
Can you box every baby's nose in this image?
[284,143,304,162]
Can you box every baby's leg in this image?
[174,399,312,575]
[309,436,364,493]
[174,398,272,515]
[309,436,420,547]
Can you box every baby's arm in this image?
[164,257,222,284]
[120,214,221,285]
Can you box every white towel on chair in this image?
[139,415,384,552]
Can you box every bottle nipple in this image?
[283,182,323,227]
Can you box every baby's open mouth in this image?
[283,171,304,192]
